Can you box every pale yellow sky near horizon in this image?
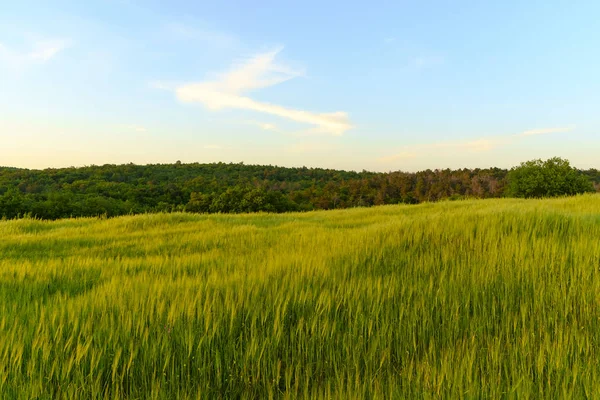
[2,117,596,172]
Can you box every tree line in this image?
[0,158,597,220]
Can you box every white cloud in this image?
[28,39,69,62]
[246,120,350,138]
[129,125,147,133]
[0,38,69,68]
[171,48,353,136]
[247,121,279,132]
[519,126,575,137]
[380,126,574,164]
[259,123,277,131]
[0,39,69,66]
[434,138,507,152]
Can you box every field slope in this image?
[2,195,600,398]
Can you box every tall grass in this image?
[1,194,600,398]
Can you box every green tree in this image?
[186,192,212,213]
[0,188,25,219]
[506,157,594,198]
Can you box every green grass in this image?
[2,194,600,398]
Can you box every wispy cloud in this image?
[28,39,69,61]
[0,38,69,68]
[519,126,575,137]
[379,126,574,164]
[247,120,352,138]
[247,121,280,132]
[259,122,278,131]
[127,125,147,133]
[434,138,506,152]
[170,48,353,136]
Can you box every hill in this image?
[2,194,600,397]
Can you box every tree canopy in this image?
[506,157,594,198]
[0,160,597,220]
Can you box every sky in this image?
[1,0,599,172]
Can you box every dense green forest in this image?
[1,161,598,219]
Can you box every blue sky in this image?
[1,0,599,172]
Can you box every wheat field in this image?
[2,195,600,398]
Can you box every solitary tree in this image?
[506,157,594,198]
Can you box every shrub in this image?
[506,157,594,198]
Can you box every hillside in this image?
[2,194,600,397]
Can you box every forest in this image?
[1,161,598,220]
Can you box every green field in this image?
[2,195,600,398]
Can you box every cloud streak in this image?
[127,125,147,133]
[172,48,353,136]
[28,39,69,61]
[380,126,575,164]
[0,38,69,68]
[519,126,575,137]
[246,121,280,132]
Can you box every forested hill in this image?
[1,162,599,219]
